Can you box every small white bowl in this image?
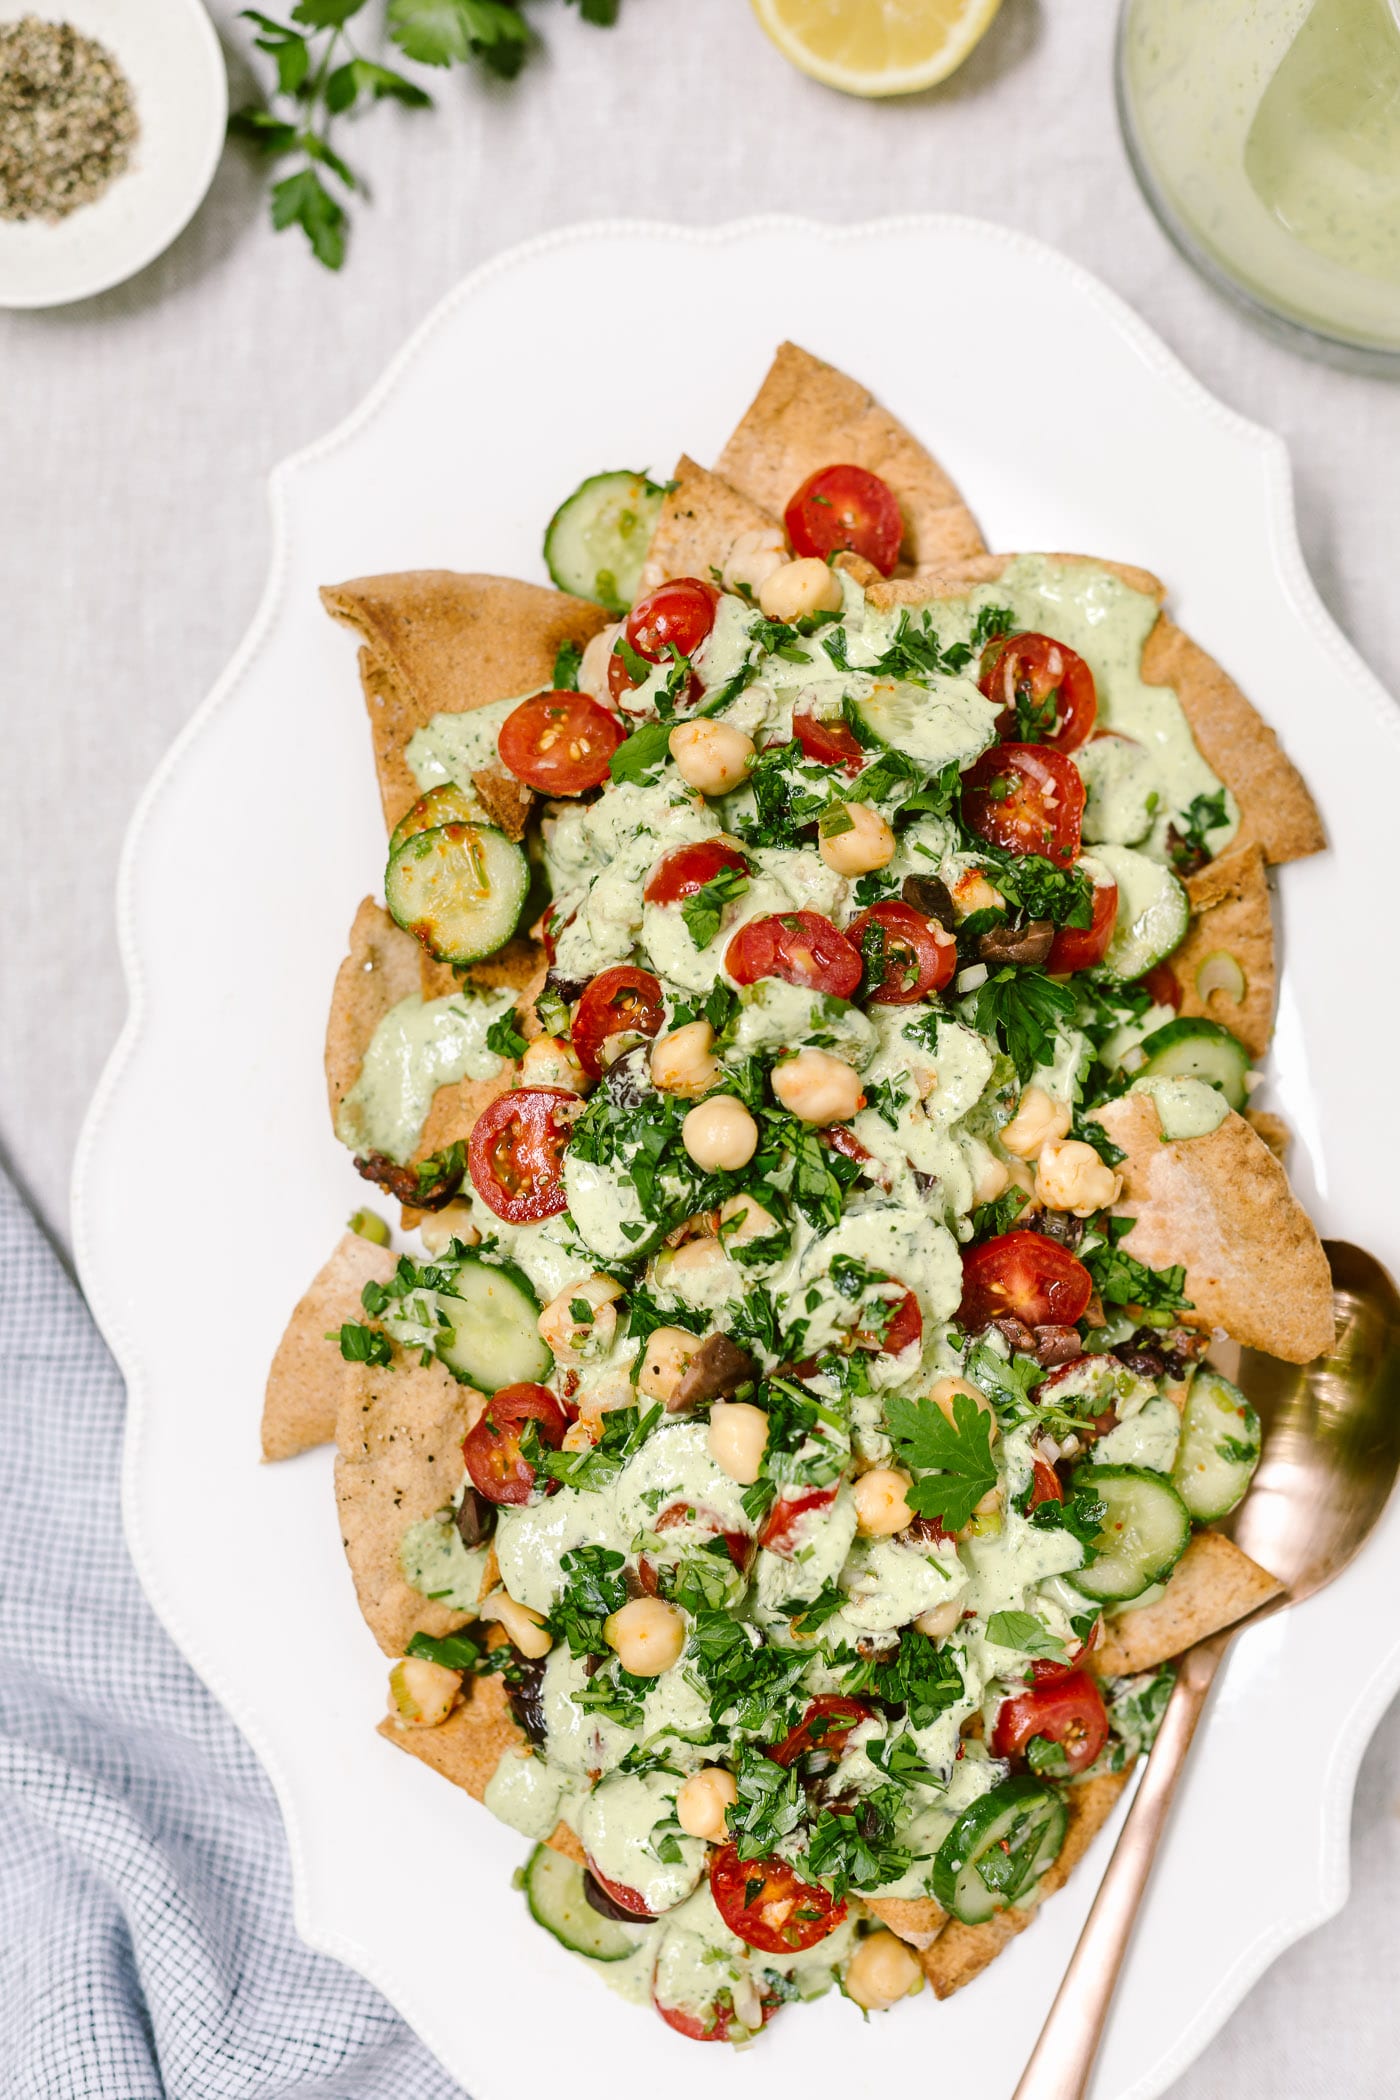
[0,0,226,308]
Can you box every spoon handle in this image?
[1011,1631,1232,2100]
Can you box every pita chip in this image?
[378,1676,583,1863]
[334,1354,482,1657]
[261,1232,397,1461]
[321,572,609,836]
[638,455,781,593]
[1094,1531,1284,1677]
[1170,844,1277,1060]
[1091,1092,1334,1364]
[716,343,986,570]
[865,1894,948,1951]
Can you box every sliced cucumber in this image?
[1135,1016,1250,1112]
[390,782,480,856]
[1092,844,1189,982]
[1172,1367,1261,1521]
[848,677,998,776]
[544,470,667,613]
[931,1777,1068,1925]
[385,822,528,966]
[524,1843,637,1961]
[1069,1464,1192,1603]
[436,1255,552,1392]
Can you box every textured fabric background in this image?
[2,1,1399,2093]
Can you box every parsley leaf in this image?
[680,864,749,948]
[1169,788,1230,874]
[972,967,1078,1082]
[484,1010,528,1060]
[728,1745,807,1860]
[986,1610,1067,1660]
[608,718,672,785]
[406,1626,485,1672]
[552,637,583,690]
[332,1320,392,1366]
[885,1389,999,1531]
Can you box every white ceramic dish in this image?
[0,0,225,309]
[74,217,1400,2100]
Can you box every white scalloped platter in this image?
[74,219,1400,2100]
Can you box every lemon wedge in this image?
[751,0,1002,97]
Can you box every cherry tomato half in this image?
[709,1844,847,1954]
[608,577,718,705]
[784,464,903,577]
[586,1860,655,1920]
[768,1696,873,1770]
[1027,1457,1064,1511]
[467,1087,574,1223]
[1139,960,1183,1013]
[961,742,1085,869]
[757,1487,837,1556]
[857,1285,922,1357]
[991,1670,1109,1778]
[462,1382,568,1506]
[791,709,865,775]
[638,1501,752,1595]
[725,910,862,999]
[654,1987,778,2043]
[496,690,625,795]
[959,1231,1093,1332]
[1047,874,1118,975]
[847,900,957,1005]
[644,840,750,908]
[570,964,664,1079]
[979,632,1098,754]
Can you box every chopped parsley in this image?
[545,1545,629,1658]
[333,1320,392,1366]
[971,966,1078,1082]
[1083,1217,1193,1311]
[484,1010,529,1060]
[551,638,583,691]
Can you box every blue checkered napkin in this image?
[0,1168,464,2099]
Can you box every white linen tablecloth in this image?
[2,1,1398,2092]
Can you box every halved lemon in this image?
[751,0,1002,97]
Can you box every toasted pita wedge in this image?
[715,343,986,571]
[1094,1531,1283,1677]
[639,455,781,594]
[472,765,535,842]
[1169,844,1276,1060]
[262,1232,397,1461]
[378,1678,583,1863]
[321,572,609,837]
[921,1770,1133,1999]
[334,1355,483,1656]
[1247,1108,1290,1161]
[867,554,1322,869]
[1091,1092,1334,1363]
[865,1894,948,1952]
[325,898,424,1134]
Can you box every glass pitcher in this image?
[1118,0,1400,367]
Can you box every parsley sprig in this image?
[884,1388,999,1532]
[232,0,619,269]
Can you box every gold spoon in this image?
[1013,1240,1400,2100]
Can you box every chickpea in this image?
[952,868,1004,920]
[913,1599,962,1641]
[387,1655,462,1728]
[818,801,896,878]
[844,1930,924,2012]
[929,1376,999,1442]
[478,1591,554,1660]
[676,1765,738,1842]
[660,1237,729,1284]
[707,1400,769,1485]
[718,1191,779,1247]
[638,1326,699,1404]
[970,1153,1010,1208]
[722,526,787,598]
[758,556,844,623]
[605,1595,686,1676]
[519,1034,590,1094]
[771,1049,864,1126]
[1001,1084,1072,1161]
[577,622,622,702]
[651,1020,721,1099]
[853,1466,915,1537]
[1035,1136,1122,1218]
[537,1273,623,1363]
[419,1200,481,1257]
[669,719,755,798]
[682,1095,759,1172]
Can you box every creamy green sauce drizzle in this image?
[335,988,512,1163]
